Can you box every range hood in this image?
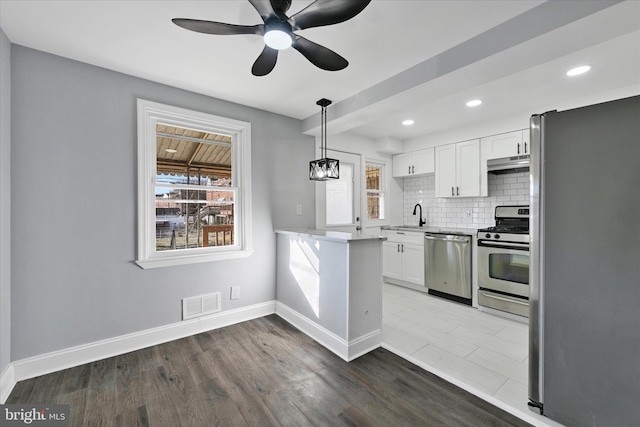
[487,154,530,174]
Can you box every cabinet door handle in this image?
[408,166,411,174]
[524,142,528,153]
[451,186,454,196]
[457,186,460,196]
[412,165,415,174]
[401,244,404,253]
[517,143,520,154]
[397,244,400,252]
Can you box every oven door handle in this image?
[478,240,529,250]
[479,291,529,306]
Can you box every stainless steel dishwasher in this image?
[424,233,472,305]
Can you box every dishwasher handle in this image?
[424,233,470,244]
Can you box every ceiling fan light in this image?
[264,30,292,50]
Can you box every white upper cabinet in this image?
[435,144,457,196]
[435,139,480,197]
[481,130,528,159]
[457,139,481,197]
[479,129,528,196]
[392,148,434,178]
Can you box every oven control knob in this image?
[485,233,491,239]
[494,234,500,239]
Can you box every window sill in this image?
[136,249,254,269]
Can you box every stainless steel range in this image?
[477,206,530,318]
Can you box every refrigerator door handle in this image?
[528,114,544,412]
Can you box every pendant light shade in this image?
[309,98,339,181]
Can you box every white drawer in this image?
[381,230,424,245]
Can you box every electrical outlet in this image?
[230,286,240,300]
[296,204,303,215]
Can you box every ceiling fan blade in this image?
[288,0,371,31]
[172,18,263,36]
[252,46,279,76]
[248,0,291,21]
[270,0,293,14]
[292,35,348,71]
[248,0,275,21]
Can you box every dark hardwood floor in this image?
[7,315,531,426]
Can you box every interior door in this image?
[316,150,362,232]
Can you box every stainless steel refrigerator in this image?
[529,95,640,426]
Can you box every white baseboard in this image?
[347,329,382,360]
[275,301,380,362]
[0,363,15,404]
[2,300,381,404]
[6,300,276,394]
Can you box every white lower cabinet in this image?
[382,241,403,281]
[400,243,424,284]
[381,230,424,286]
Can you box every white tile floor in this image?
[382,283,565,427]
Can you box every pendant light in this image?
[309,98,339,181]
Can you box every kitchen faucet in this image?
[412,203,425,227]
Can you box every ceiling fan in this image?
[172,0,371,76]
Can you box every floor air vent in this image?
[182,292,221,320]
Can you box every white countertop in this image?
[382,225,478,236]
[274,228,386,243]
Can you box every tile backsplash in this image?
[403,172,529,228]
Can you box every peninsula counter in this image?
[274,229,386,361]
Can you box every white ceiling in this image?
[1,0,639,141]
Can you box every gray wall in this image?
[0,28,11,375]
[10,45,315,360]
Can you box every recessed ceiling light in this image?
[165,148,177,153]
[402,119,415,126]
[466,99,482,107]
[566,65,591,76]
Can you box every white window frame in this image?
[364,159,389,228]
[136,99,252,269]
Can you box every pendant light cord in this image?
[316,98,332,159]
[321,104,326,158]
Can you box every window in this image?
[366,162,385,222]
[137,99,252,268]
